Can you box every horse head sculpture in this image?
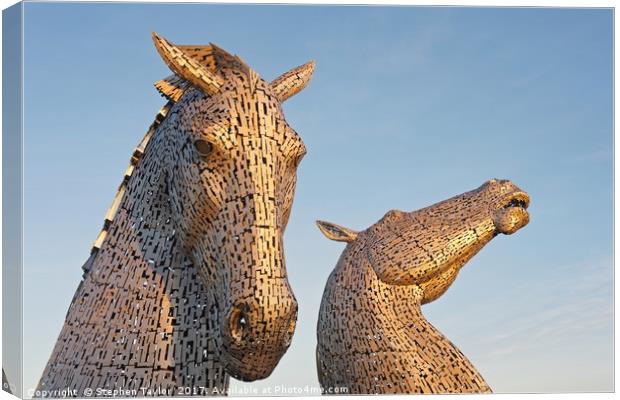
[151,33,313,380]
[315,179,530,393]
[37,34,315,396]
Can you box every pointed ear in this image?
[152,32,224,96]
[270,60,315,102]
[316,220,358,243]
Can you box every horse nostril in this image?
[229,308,250,343]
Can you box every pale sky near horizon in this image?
[11,2,613,395]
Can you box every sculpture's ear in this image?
[152,32,223,96]
[316,220,358,243]
[270,60,316,102]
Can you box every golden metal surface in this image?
[316,179,530,394]
[37,34,315,396]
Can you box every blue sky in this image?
[17,2,612,395]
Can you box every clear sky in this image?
[17,2,612,395]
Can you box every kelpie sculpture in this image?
[316,179,530,394]
[37,33,314,396]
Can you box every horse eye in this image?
[194,139,213,157]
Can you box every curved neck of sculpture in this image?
[37,118,229,394]
[376,268,487,390]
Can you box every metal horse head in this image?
[152,33,314,380]
[317,179,530,304]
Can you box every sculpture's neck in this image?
[386,283,482,377]
[93,139,179,279]
[75,140,224,387]
[39,114,229,393]
[387,284,428,326]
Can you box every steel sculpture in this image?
[37,33,314,396]
[316,179,530,394]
